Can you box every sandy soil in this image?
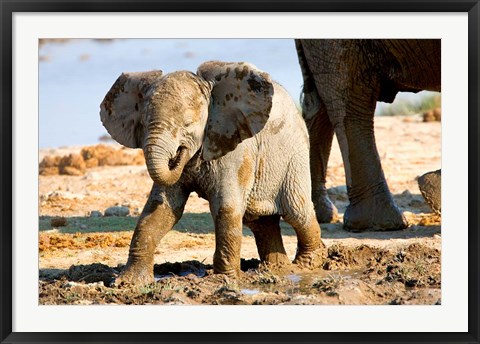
[39,115,441,305]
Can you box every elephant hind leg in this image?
[246,215,291,266]
[282,204,326,269]
[339,87,407,231]
[286,215,326,270]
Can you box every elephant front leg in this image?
[115,184,188,286]
[307,110,339,223]
[212,206,244,276]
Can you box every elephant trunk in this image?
[144,136,189,186]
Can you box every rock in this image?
[423,107,441,122]
[59,153,86,176]
[104,206,130,217]
[327,185,348,196]
[51,217,67,227]
[84,157,99,168]
[418,169,441,214]
[39,155,61,175]
[89,210,102,217]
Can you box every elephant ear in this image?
[100,70,163,148]
[197,61,273,161]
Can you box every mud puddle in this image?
[39,243,441,305]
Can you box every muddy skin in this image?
[212,206,243,276]
[246,215,291,266]
[291,218,326,269]
[115,183,188,286]
[100,61,324,285]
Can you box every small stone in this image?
[63,281,81,288]
[79,224,87,230]
[50,217,67,227]
[89,210,102,217]
[104,206,130,217]
[327,185,348,196]
[87,281,104,288]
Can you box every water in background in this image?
[39,39,437,148]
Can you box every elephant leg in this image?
[115,183,189,286]
[246,215,291,266]
[307,109,339,223]
[325,89,408,231]
[283,205,325,269]
[289,216,325,269]
[212,205,244,276]
[296,39,338,223]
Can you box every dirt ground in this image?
[39,115,441,305]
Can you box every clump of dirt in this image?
[59,153,86,176]
[322,243,440,289]
[39,155,62,175]
[50,217,67,227]
[423,108,441,122]
[39,144,145,176]
[312,274,344,296]
[323,244,387,270]
[381,243,441,288]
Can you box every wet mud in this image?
[39,243,441,305]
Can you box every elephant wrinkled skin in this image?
[100,61,325,285]
[295,39,441,231]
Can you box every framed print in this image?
[1,1,479,343]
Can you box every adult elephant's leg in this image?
[116,183,189,285]
[246,215,291,266]
[326,88,407,231]
[296,39,338,223]
[298,39,406,231]
[306,109,339,223]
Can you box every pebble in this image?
[63,281,81,288]
[104,206,130,217]
[89,210,102,217]
[328,185,348,196]
[50,217,67,227]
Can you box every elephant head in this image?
[100,61,274,186]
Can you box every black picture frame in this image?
[1,1,479,343]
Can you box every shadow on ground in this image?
[40,208,440,240]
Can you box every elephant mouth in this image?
[168,146,188,170]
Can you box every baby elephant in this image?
[100,61,325,285]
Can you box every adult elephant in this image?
[295,39,441,230]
